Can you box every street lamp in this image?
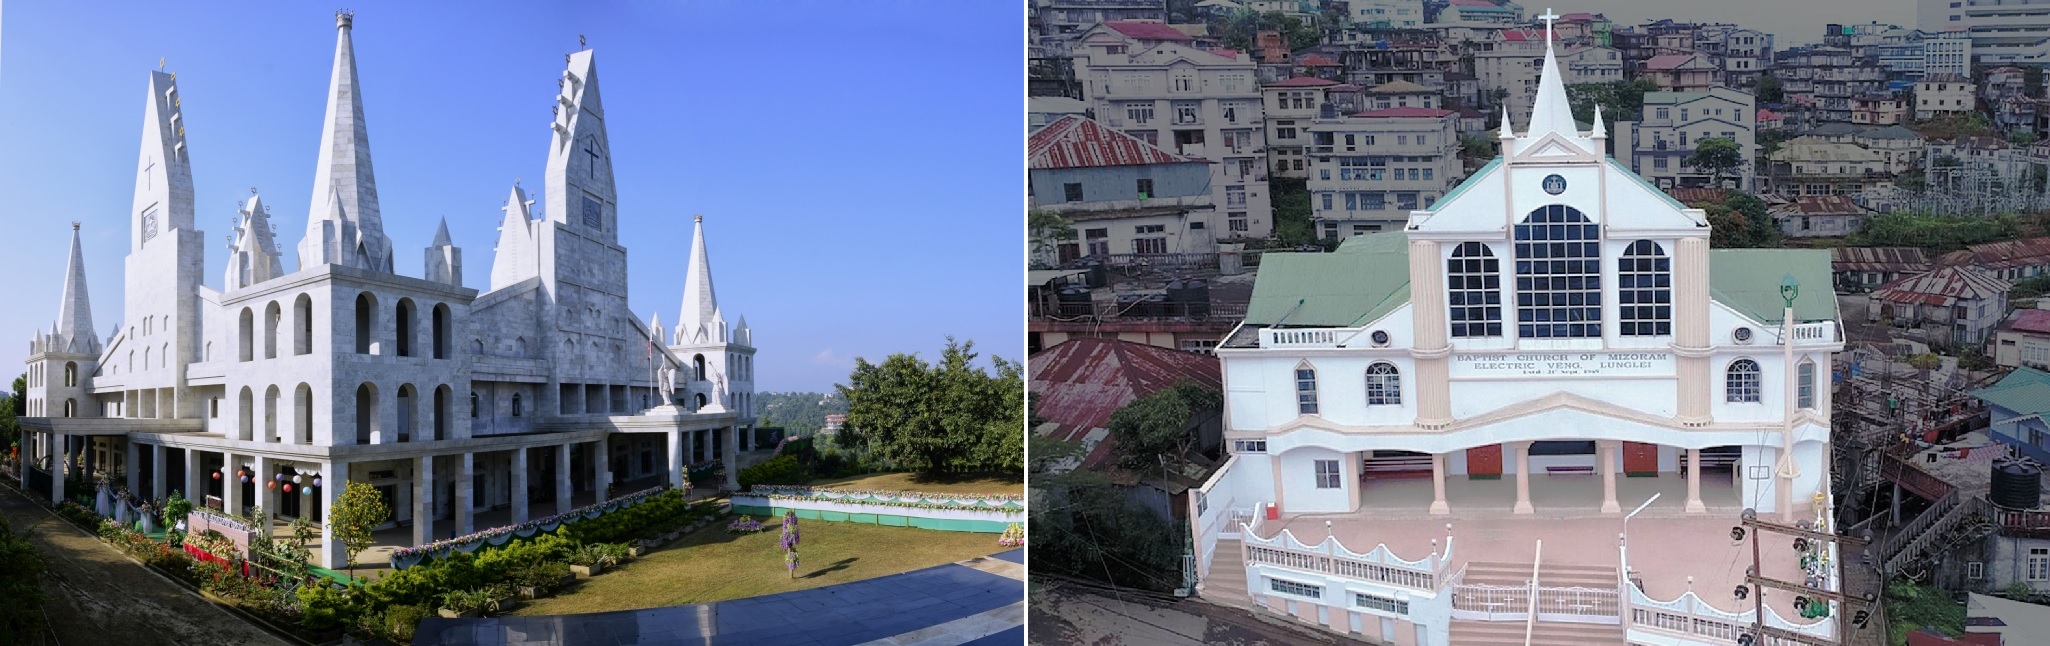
[1778,273,1801,522]
[1780,273,1800,309]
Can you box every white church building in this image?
[14,12,759,570]
[1187,11,1848,646]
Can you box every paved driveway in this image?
[418,549,1025,645]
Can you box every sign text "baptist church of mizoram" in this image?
[1447,351,1675,378]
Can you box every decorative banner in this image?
[1449,351,1675,379]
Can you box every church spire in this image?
[676,215,718,343]
[546,49,618,244]
[489,182,539,290]
[425,216,463,287]
[56,223,99,355]
[226,191,285,289]
[132,69,195,252]
[1524,8,1579,138]
[300,10,392,272]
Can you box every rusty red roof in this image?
[1029,338,1222,471]
[1771,195,1869,217]
[1951,236,2050,271]
[1871,266,2011,307]
[1029,116,1199,170]
[1664,187,1727,205]
[1206,48,1244,60]
[2006,309,2050,335]
[1832,247,1930,274]
[1499,28,1541,42]
[1267,76,1340,88]
[1105,21,1193,42]
[1351,107,1455,118]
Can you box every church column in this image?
[319,461,349,569]
[1599,441,1621,514]
[1430,452,1450,515]
[1673,236,1713,426]
[49,433,66,504]
[1344,451,1362,512]
[1513,441,1533,515]
[223,452,242,516]
[456,453,475,535]
[723,426,741,491]
[413,455,435,547]
[254,455,274,530]
[594,439,612,501]
[151,444,167,501]
[510,447,529,524]
[1686,448,1706,513]
[683,430,695,470]
[1407,239,1453,429]
[667,429,684,490]
[556,444,573,514]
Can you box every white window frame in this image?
[1314,459,1341,489]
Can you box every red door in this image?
[1623,442,1659,477]
[1466,445,1503,480]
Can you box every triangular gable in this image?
[1512,132,1598,162]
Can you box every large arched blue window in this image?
[1617,240,1672,336]
[1514,205,1602,338]
[1447,242,1502,337]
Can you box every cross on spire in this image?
[1539,8,1560,48]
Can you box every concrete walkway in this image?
[416,549,1026,646]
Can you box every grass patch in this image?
[807,472,1022,496]
[512,519,1001,615]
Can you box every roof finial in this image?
[1539,8,1559,51]
[159,57,166,70]
[694,214,703,223]
[72,221,81,231]
[580,34,588,50]
[336,9,354,29]
[1498,104,1515,139]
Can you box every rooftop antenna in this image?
[580,34,587,50]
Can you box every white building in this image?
[1351,0,1424,28]
[1926,29,1974,78]
[1188,18,1845,644]
[1920,0,2050,65]
[1305,107,1462,236]
[1612,87,1758,190]
[16,13,760,570]
[1477,43,1622,126]
[1075,25,1276,239]
[1917,74,1979,120]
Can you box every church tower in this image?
[424,216,463,286]
[121,65,207,419]
[545,50,619,246]
[225,191,285,289]
[489,183,538,289]
[298,10,393,273]
[667,216,756,418]
[26,223,102,419]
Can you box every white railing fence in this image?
[1452,583,1532,620]
[1536,586,1621,624]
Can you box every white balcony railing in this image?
[1260,327,1360,348]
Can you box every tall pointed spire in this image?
[132,69,196,252]
[676,215,718,343]
[425,216,463,287]
[431,217,452,247]
[226,191,285,289]
[56,223,99,355]
[1524,8,1580,138]
[489,182,539,290]
[546,49,618,245]
[300,10,391,273]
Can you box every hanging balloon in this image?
[267,481,276,490]
[313,477,322,488]
[241,475,251,484]
[213,472,222,480]
[293,475,302,484]
[283,484,293,493]
[276,473,285,482]
[302,486,313,496]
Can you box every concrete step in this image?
[1449,620,1626,646]
[1203,540,1253,606]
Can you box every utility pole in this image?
[1738,509,1876,645]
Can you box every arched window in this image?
[238,307,255,361]
[1726,359,1762,403]
[515,337,528,356]
[432,304,451,360]
[294,294,314,355]
[63,399,75,418]
[695,393,708,409]
[472,339,485,354]
[511,393,523,417]
[1618,240,1672,336]
[470,392,480,418]
[1295,363,1319,415]
[354,293,378,354]
[294,384,313,444]
[1448,242,1502,337]
[64,362,76,387]
[1365,362,1402,405]
[264,301,282,359]
[238,386,255,441]
[397,384,417,441]
[693,354,707,381]
[1797,360,1816,409]
[433,386,450,441]
[144,347,152,371]
[264,385,280,443]
[1514,205,1602,338]
[395,299,416,358]
[356,382,379,444]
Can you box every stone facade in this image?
[17,14,758,570]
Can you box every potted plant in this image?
[485,583,520,614]
[437,588,490,619]
[568,545,610,577]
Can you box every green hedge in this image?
[738,454,811,489]
[561,489,692,545]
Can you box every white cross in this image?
[1539,8,1560,46]
[142,157,156,188]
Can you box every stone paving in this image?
[415,549,1026,645]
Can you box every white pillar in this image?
[510,447,529,524]
[413,455,435,546]
[594,439,612,501]
[667,429,684,490]
[1430,452,1450,515]
[223,452,242,517]
[1600,441,1621,514]
[1686,448,1707,513]
[125,440,141,493]
[556,444,573,515]
[456,453,475,535]
[723,426,740,491]
[319,461,349,570]
[50,433,67,504]
[151,444,167,501]
[255,455,275,530]
[1513,441,1533,515]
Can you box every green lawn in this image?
[806,472,1022,496]
[513,518,1003,615]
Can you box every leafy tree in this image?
[330,480,391,576]
[2030,67,2046,101]
[1028,209,1078,269]
[1686,137,1746,187]
[0,516,47,643]
[1459,133,1498,161]
[1107,380,1221,471]
[837,338,1022,476]
[1212,10,1319,52]
[1888,580,1965,644]
[1028,471,1184,592]
[1850,212,2019,251]
[2,373,21,454]
[1270,177,1315,245]
[1566,79,1660,122]
[1756,73,1784,104]
[1695,190,1780,248]
[2012,130,2040,146]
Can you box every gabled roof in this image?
[1858,125,1924,140]
[1352,107,1455,118]
[1756,108,1782,121]
[1105,21,1193,42]
[1870,266,2011,306]
[1266,76,1339,88]
[1770,195,1871,217]
[1367,80,1433,94]
[1028,338,1222,471]
[1708,249,1840,323]
[1243,231,1412,327]
[1028,116,1198,169]
[1945,236,2050,270]
[1643,53,1707,70]
[1972,367,2050,416]
[1499,28,1542,42]
[2004,309,2050,335]
[1665,187,1728,205]
[1831,247,1930,273]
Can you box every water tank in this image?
[1992,461,2042,510]
[1116,293,1165,318]
[1165,279,1212,318]
[1081,261,1109,288]
[1056,286,1093,317]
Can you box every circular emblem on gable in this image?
[1542,174,1568,195]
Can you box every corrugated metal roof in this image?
[1028,338,1223,471]
[1267,76,1340,88]
[1665,187,1728,205]
[1105,21,1193,42]
[1367,80,1432,94]
[1770,195,1869,217]
[2006,309,2050,335]
[1972,367,2050,416]
[1871,266,2011,306]
[1832,247,1929,273]
[1028,116,1199,170]
[1297,53,1341,66]
[1956,236,2050,271]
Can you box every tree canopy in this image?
[1107,380,1221,472]
[1685,137,1746,187]
[1567,79,1660,122]
[1028,210,1078,269]
[1027,471,1184,593]
[1756,73,1784,104]
[1211,11,1319,52]
[1688,190,1781,248]
[836,338,1023,476]
[754,391,848,437]
[330,481,390,575]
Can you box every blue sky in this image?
[0,1,1023,393]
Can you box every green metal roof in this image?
[1436,158,1499,207]
[1707,248,1839,323]
[1610,159,1689,210]
[1974,367,2050,415]
[1243,232,1412,327]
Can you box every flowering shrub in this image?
[55,500,101,527]
[727,517,765,533]
[391,485,673,563]
[998,523,1024,547]
[752,492,1023,513]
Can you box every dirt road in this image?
[0,484,287,646]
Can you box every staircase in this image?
[1199,539,1254,608]
[1448,620,1626,646]
[1461,561,1618,589]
